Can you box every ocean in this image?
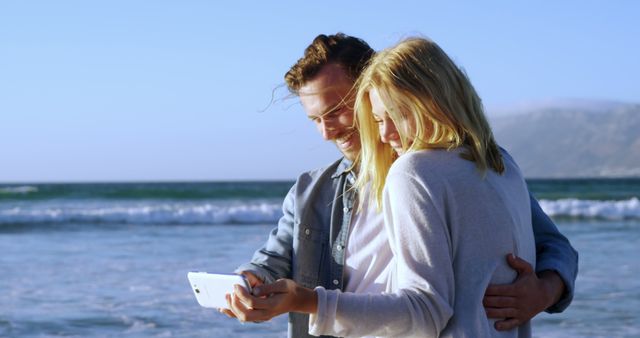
[1,179,639,337]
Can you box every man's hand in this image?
[240,271,264,289]
[218,271,264,319]
[483,254,565,331]
[221,278,317,323]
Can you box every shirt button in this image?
[336,245,343,251]
[343,207,350,213]
[304,228,311,235]
[333,279,339,285]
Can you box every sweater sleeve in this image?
[530,194,579,313]
[307,167,454,337]
[234,183,297,283]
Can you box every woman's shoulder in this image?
[387,149,469,193]
[390,148,465,175]
[498,147,525,179]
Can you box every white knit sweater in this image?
[309,148,535,338]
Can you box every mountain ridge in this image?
[489,100,640,178]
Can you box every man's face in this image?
[299,64,360,161]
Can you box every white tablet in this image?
[187,272,252,309]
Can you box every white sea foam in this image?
[0,200,284,225]
[2,197,639,225]
[0,186,39,194]
[539,197,640,220]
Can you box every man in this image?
[228,33,578,337]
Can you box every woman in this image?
[227,37,536,337]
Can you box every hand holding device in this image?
[187,272,252,309]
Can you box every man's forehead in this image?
[298,80,354,98]
[298,64,354,94]
[298,84,351,104]
[304,99,350,118]
[298,64,356,116]
[300,87,354,117]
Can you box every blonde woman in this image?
[227,37,536,337]
[349,36,535,337]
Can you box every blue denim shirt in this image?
[236,157,578,338]
[236,158,354,338]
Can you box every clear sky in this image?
[1,1,638,182]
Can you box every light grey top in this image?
[309,148,536,338]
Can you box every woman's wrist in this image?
[295,286,318,314]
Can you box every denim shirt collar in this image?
[331,157,355,181]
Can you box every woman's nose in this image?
[379,120,399,144]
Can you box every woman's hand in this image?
[221,278,318,323]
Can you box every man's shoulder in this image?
[284,158,346,206]
[295,157,348,184]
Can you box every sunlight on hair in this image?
[355,37,504,209]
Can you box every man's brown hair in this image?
[284,33,375,94]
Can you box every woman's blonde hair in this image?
[354,37,504,209]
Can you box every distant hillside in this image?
[489,100,640,178]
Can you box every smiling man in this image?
[299,63,360,161]
[230,33,578,338]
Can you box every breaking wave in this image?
[539,197,640,220]
[0,200,284,225]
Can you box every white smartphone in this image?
[187,272,252,309]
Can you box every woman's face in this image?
[369,88,413,156]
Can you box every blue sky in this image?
[1,1,638,182]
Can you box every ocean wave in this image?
[2,197,639,226]
[0,201,284,225]
[0,186,39,194]
[539,197,640,220]
[0,182,293,201]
